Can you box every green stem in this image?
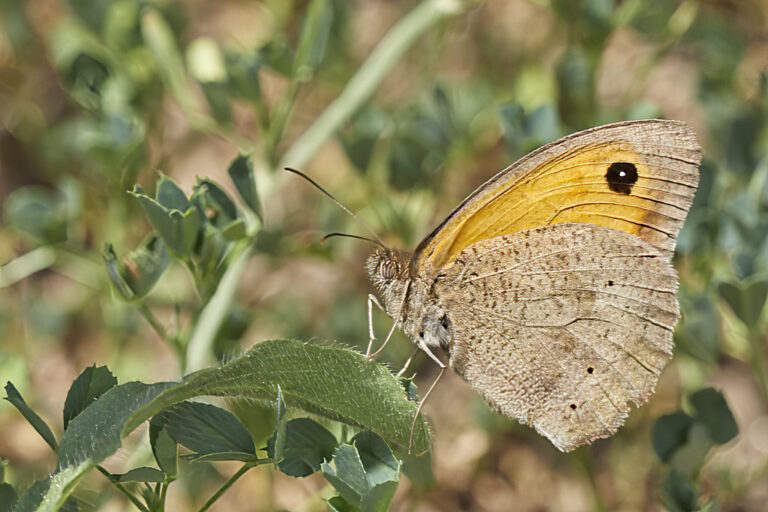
[183,0,468,373]
[136,302,182,357]
[198,462,258,512]
[96,465,150,512]
[748,328,768,406]
[278,0,466,170]
[0,246,56,288]
[267,81,304,167]
[185,242,253,372]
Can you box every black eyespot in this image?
[605,162,638,195]
[587,367,594,374]
[419,331,424,339]
[440,315,450,330]
[607,280,614,287]
[570,404,577,410]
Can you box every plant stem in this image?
[278,0,466,170]
[136,302,182,357]
[0,246,56,288]
[749,328,768,406]
[185,242,253,372]
[184,0,468,373]
[198,462,258,512]
[96,465,150,512]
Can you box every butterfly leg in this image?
[366,294,385,357]
[409,365,446,455]
[396,347,420,377]
[369,280,411,359]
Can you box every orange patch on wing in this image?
[421,142,687,270]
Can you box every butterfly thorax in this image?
[366,250,452,350]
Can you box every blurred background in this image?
[1,0,768,510]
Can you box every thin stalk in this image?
[136,302,182,356]
[197,461,259,512]
[185,242,253,372]
[748,327,768,406]
[96,465,150,512]
[278,0,466,170]
[267,81,304,167]
[186,0,468,373]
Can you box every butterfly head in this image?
[366,249,411,317]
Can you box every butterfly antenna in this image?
[322,232,386,249]
[284,167,387,247]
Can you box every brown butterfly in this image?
[361,119,701,451]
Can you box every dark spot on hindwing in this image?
[570,404,577,410]
[605,162,638,195]
[587,366,594,374]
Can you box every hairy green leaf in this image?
[28,340,427,508]
[63,365,118,429]
[4,382,58,451]
[267,418,338,477]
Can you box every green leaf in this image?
[13,479,51,512]
[267,418,338,477]
[361,481,398,512]
[149,417,178,477]
[322,444,369,507]
[3,186,69,244]
[195,178,238,221]
[652,411,694,463]
[156,174,191,212]
[103,244,134,300]
[38,340,426,507]
[271,385,288,462]
[690,388,739,445]
[0,482,18,512]
[293,0,334,81]
[183,451,261,463]
[4,382,58,451]
[221,219,247,241]
[352,431,399,486]
[58,381,176,469]
[14,466,85,512]
[120,235,170,298]
[131,190,180,253]
[718,277,768,328]
[155,401,256,457]
[227,154,261,219]
[103,237,169,299]
[131,184,202,256]
[177,206,203,255]
[321,433,400,512]
[63,365,118,429]
[113,467,166,483]
[661,470,699,512]
[226,51,263,102]
[326,495,359,512]
[401,450,435,490]
[141,8,194,111]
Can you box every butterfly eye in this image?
[378,260,399,280]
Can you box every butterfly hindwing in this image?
[434,223,679,451]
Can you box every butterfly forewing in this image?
[413,119,701,274]
[435,223,679,451]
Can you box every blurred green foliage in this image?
[2,0,768,510]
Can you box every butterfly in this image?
[364,119,701,451]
